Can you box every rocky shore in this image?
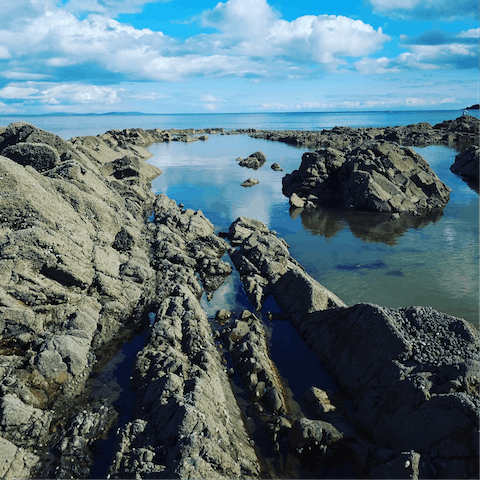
[0,119,478,479]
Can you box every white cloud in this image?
[366,0,478,20]
[0,101,18,114]
[261,97,458,111]
[457,28,480,39]
[40,84,121,105]
[0,46,11,59]
[0,0,390,86]
[0,85,39,98]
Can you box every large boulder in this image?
[283,142,451,214]
[450,146,479,183]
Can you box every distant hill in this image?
[466,104,479,110]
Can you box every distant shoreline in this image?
[0,108,470,117]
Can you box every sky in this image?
[0,0,478,114]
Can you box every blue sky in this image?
[0,0,478,114]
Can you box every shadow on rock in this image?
[292,205,443,246]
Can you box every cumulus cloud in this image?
[40,84,122,105]
[0,85,39,98]
[0,0,391,87]
[0,82,121,106]
[366,0,478,20]
[356,27,479,73]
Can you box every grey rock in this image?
[239,151,267,169]
[282,141,451,214]
[241,178,260,187]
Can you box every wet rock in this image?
[239,151,267,170]
[241,178,260,187]
[283,142,451,214]
[450,146,479,185]
[271,162,284,171]
[289,192,305,208]
[227,216,480,478]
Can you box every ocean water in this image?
[1,110,478,327]
[1,109,479,140]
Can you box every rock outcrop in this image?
[282,141,451,214]
[450,146,479,187]
[234,115,479,150]
[227,216,480,479]
[0,122,255,479]
[238,151,267,170]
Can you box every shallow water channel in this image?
[88,134,478,476]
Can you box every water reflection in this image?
[292,206,444,246]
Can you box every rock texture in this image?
[450,146,479,186]
[283,142,451,214]
[227,216,480,479]
[0,122,254,479]
[241,178,260,187]
[233,115,479,151]
[238,151,267,170]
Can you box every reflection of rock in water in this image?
[296,205,444,246]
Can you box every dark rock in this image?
[283,141,451,214]
[239,151,267,169]
[271,163,284,171]
[450,146,479,184]
[2,143,60,172]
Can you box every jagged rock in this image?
[283,142,451,214]
[2,143,61,172]
[451,146,479,184]
[271,162,284,171]
[227,217,480,478]
[239,151,267,169]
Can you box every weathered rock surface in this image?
[0,122,246,478]
[241,178,260,187]
[227,216,480,479]
[239,151,267,170]
[109,195,260,479]
[450,145,479,186]
[238,115,479,150]
[283,142,451,214]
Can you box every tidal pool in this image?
[149,136,479,326]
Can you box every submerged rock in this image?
[283,142,451,214]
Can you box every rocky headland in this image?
[0,119,478,479]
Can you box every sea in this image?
[3,110,477,478]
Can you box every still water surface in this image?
[148,134,479,326]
